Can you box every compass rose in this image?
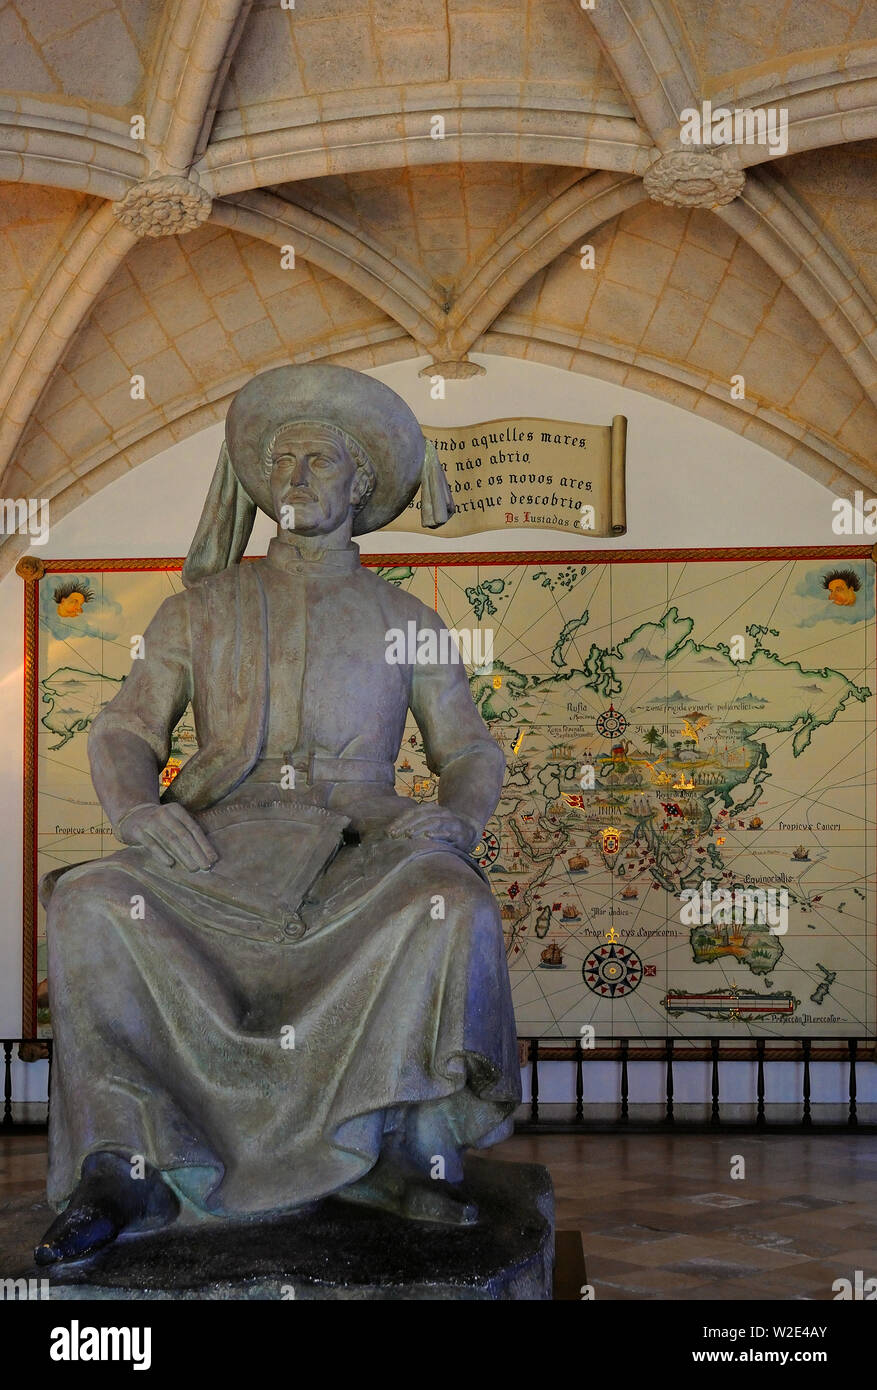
[595,703,627,738]
[582,942,643,998]
[470,829,500,868]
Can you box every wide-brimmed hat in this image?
[182,364,453,586]
[228,363,444,535]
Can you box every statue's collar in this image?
[265,535,361,574]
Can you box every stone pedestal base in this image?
[18,1159,554,1301]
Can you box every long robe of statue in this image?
[39,364,521,1254]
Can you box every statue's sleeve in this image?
[87,592,193,825]
[408,606,506,840]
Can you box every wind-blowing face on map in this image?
[53,581,93,618]
[793,563,873,628]
[822,569,860,607]
[40,577,122,642]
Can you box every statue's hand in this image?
[387,804,479,852]
[118,804,218,871]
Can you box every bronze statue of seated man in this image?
[36,364,520,1266]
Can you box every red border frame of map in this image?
[19,544,876,1042]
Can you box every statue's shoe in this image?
[335,1159,479,1226]
[401,1179,478,1227]
[34,1154,180,1265]
[34,1203,124,1265]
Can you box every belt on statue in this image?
[246,755,395,786]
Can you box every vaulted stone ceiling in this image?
[1,0,876,571]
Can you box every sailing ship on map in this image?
[539,942,565,969]
[568,852,589,872]
[792,845,810,861]
[561,903,581,921]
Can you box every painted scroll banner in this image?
[385,415,627,537]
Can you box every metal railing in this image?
[517,1035,876,1133]
[2,1036,875,1136]
[1,1039,52,1134]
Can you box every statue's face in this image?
[267,423,364,535]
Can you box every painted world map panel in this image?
[391,555,876,1041]
[31,553,875,1040]
[33,568,193,1032]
